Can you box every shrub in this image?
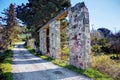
[0,50,12,80]
[114,70,120,80]
[92,55,120,79]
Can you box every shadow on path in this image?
[12,42,91,80]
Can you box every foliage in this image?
[63,65,112,80]
[19,26,32,41]
[91,29,101,40]
[61,46,69,54]
[91,37,110,55]
[92,55,120,79]
[98,38,111,53]
[91,28,120,79]
[25,46,35,54]
[91,28,111,55]
[91,27,120,58]
[0,48,13,80]
[109,32,120,59]
[61,46,69,61]
[60,18,69,47]
[92,44,101,55]
[1,4,19,49]
[0,26,7,51]
[97,28,111,37]
[16,0,71,45]
[91,30,102,55]
[60,18,69,61]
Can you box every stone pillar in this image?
[69,2,91,69]
[39,28,47,54]
[49,20,61,59]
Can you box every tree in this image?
[110,31,120,59]
[91,28,111,55]
[98,28,111,38]
[98,38,111,53]
[1,3,19,48]
[0,24,6,51]
[116,31,120,39]
[16,0,71,45]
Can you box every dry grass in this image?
[92,55,120,79]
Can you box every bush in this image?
[0,50,12,80]
[92,55,119,79]
[110,55,119,60]
[61,46,69,61]
[92,45,101,56]
[114,70,120,80]
[0,54,6,62]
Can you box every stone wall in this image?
[49,20,61,59]
[38,2,91,69]
[69,2,91,69]
[39,28,47,54]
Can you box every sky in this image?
[0,0,120,32]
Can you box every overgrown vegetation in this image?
[60,18,69,61]
[91,28,120,80]
[92,55,120,80]
[91,28,120,58]
[0,3,20,80]
[0,47,13,80]
[25,46,112,80]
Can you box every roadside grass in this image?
[92,55,120,80]
[25,46,112,80]
[0,48,13,80]
[61,46,69,61]
[0,42,17,80]
[110,54,120,68]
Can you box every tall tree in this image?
[2,3,19,47]
[97,28,111,38]
[16,0,71,45]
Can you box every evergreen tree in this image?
[98,28,111,38]
[2,3,19,48]
[16,0,71,45]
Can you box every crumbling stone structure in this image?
[38,2,91,69]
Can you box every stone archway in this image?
[38,2,91,69]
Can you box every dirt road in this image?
[12,42,91,80]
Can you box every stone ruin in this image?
[38,2,91,69]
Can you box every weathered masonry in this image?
[38,2,91,69]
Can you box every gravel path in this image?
[12,42,92,80]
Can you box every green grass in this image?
[25,46,113,80]
[92,54,120,79]
[25,46,35,55]
[0,49,12,80]
[61,45,69,54]
[0,41,23,80]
